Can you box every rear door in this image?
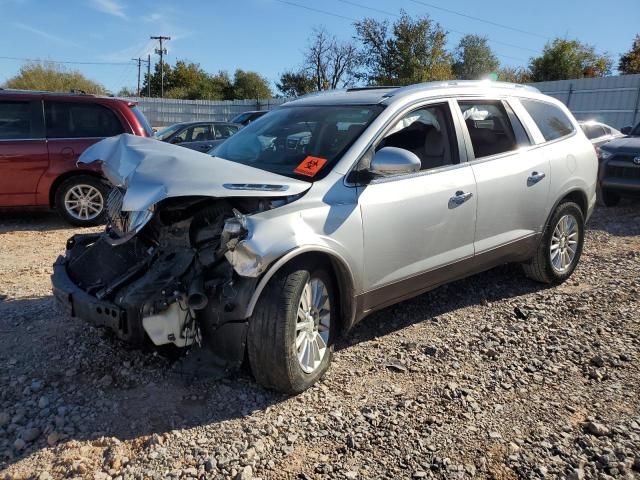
[456,98,550,254]
[43,100,125,180]
[0,97,48,206]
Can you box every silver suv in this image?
[52,81,597,393]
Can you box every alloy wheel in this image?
[550,214,579,273]
[63,184,104,221]
[295,277,331,374]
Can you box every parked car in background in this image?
[230,110,267,126]
[155,121,240,153]
[53,81,597,394]
[597,121,640,206]
[0,89,153,226]
[579,120,623,150]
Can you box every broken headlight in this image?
[106,187,155,238]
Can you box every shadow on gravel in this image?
[587,199,640,237]
[338,263,544,352]
[0,209,80,233]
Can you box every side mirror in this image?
[171,137,182,144]
[621,125,632,135]
[369,147,421,176]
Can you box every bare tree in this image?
[303,27,360,91]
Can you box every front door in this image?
[358,100,477,312]
[0,99,48,206]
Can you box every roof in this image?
[283,81,542,107]
[0,89,136,104]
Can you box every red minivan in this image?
[0,89,153,226]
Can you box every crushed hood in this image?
[79,134,312,212]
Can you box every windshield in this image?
[130,105,154,137]
[212,105,384,180]
[155,123,184,141]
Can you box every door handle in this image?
[527,171,546,186]
[449,190,473,208]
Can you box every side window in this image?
[173,127,188,143]
[458,101,520,159]
[45,102,124,138]
[520,99,575,142]
[377,103,459,170]
[215,124,237,139]
[0,101,34,140]
[190,125,212,141]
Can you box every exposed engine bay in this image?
[53,192,295,370]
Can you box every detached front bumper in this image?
[52,254,143,343]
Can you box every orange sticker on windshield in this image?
[294,156,327,177]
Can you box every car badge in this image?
[634,156,640,165]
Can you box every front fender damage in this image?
[52,193,302,378]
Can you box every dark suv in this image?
[0,89,153,225]
[598,121,640,206]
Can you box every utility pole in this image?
[131,57,150,97]
[150,35,171,98]
[147,54,151,97]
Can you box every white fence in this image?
[127,97,288,126]
[130,74,640,130]
[531,74,640,129]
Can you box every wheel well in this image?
[49,171,105,208]
[278,251,357,336]
[559,189,588,216]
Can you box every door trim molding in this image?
[354,233,540,320]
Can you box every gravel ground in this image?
[0,202,639,480]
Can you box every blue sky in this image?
[0,0,638,94]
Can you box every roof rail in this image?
[346,86,400,92]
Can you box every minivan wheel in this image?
[600,189,620,207]
[522,201,584,284]
[248,266,335,394]
[55,175,109,227]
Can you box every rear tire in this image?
[523,201,584,284]
[55,175,109,227]
[600,189,620,207]
[247,265,335,394]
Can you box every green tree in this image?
[141,61,173,97]
[453,35,499,80]
[497,66,532,84]
[231,69,273,99]
[619,34,640,74]
[355,11,453,85]
[529,38,612,81]
[3,61,106,94]
[276,70,315,97]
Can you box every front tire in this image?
[523,201,585,284]
[55,175,109,227]
[248,265,335,394]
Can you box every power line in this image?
[408,0,549,40]
[275,0,357,21]
[278,0,532,62]
[0,55,132,66]
[336,0,539,55]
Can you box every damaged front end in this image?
[51,134,311,371]
[53,193,295,370]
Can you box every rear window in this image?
[130,105,153,137]
[521,99,575,142]
[45,102,124,138]
[0,101,35,140]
